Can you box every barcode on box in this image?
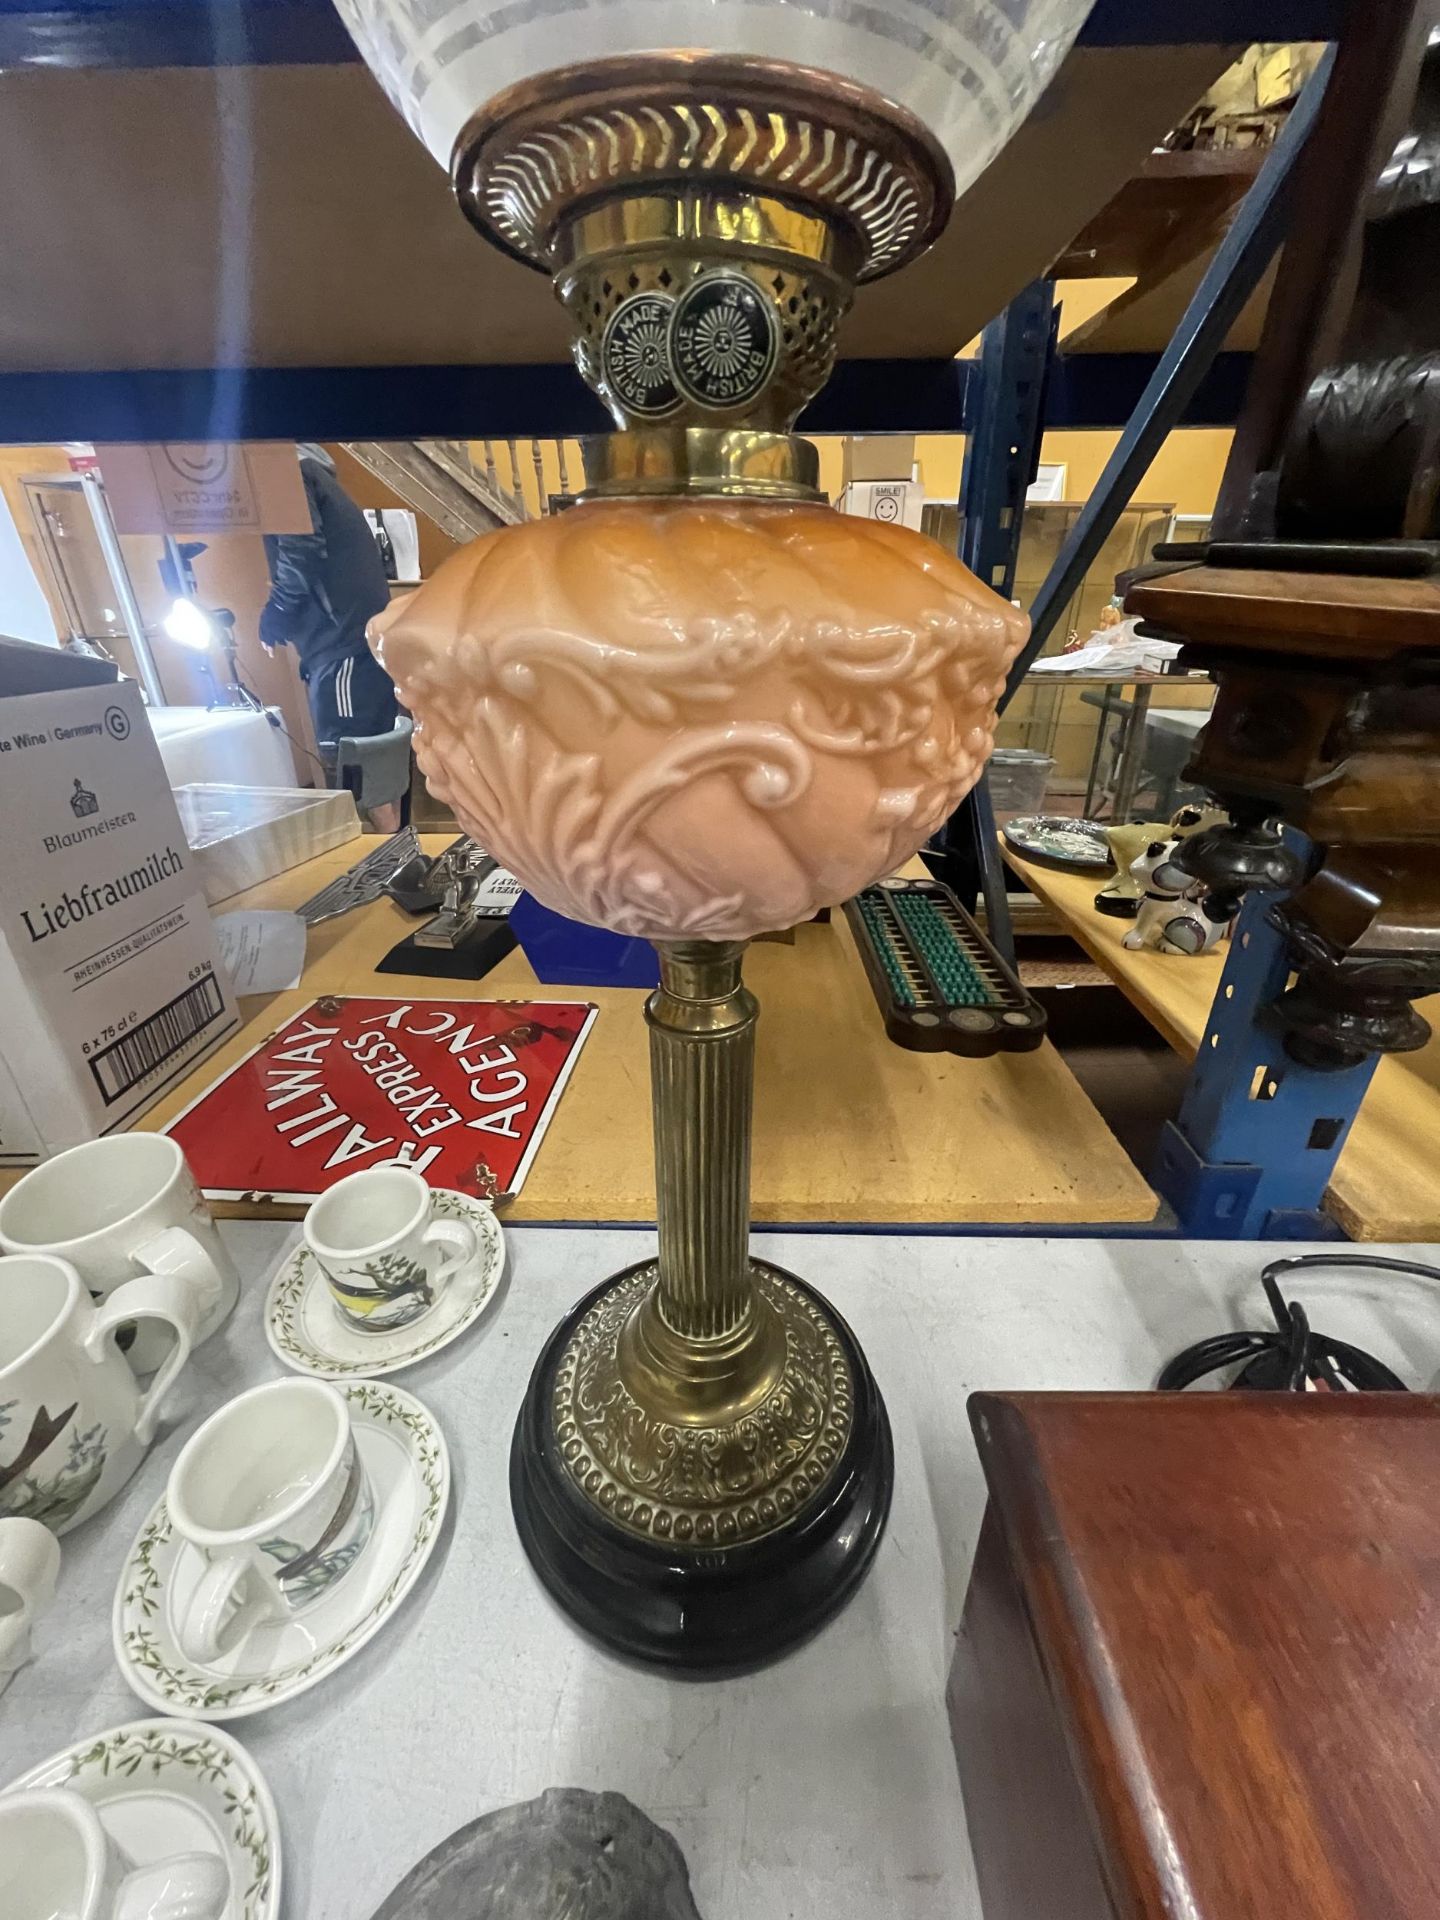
[88,972,226,1105]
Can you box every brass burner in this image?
[452,53,952,456]
[553,1260,854,1544]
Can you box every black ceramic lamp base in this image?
[510,1263,894,1677]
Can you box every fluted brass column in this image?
[649,941,754,1339]
[616,940,788,1428]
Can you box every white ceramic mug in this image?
[0,1515,60,1689]
[0,1787,229,1920]
[0,1255,198,1536]
[168,1377,376,1662]
[303,1167,477,1333]
[0,1135,238,1373]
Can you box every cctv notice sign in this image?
[95,442,313,535]
[164,996,598,1205]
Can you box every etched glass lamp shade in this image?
[370,500,1027,944]
[334,0,1096,216]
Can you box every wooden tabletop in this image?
[964,1391,1440,1920]
[1004,845,1440,1241]
[133,837,1157,1228]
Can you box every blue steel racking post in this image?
[958,280,1060,603]
[934,279,1059,965]
[953,52,1373,1241]
[1152,887,1377,1238]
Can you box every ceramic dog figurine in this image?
[1122,837,1228,956]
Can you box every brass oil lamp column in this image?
[520,928,878,1669]
[340,4,1093,1670]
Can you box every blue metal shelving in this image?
[954,46,1381,1241]
[1152,895,1375,1240]
[0,348,1260,447]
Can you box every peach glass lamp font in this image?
[370,498,1029,943]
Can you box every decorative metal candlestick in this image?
[352,27,1062,1666]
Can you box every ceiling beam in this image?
[0,0,1344,72]
[0,352,1256,444]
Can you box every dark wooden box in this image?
[950,1392,1440,1920]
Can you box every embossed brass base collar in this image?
[512,1252,892,1669]
[552,1259,854,1546]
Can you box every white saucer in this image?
[113,1380,449,1721]
[264,1188,505,1379]
[4,1717,280,1920]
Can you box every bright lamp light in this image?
[162,597,216,652]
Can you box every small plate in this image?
[1002,814,1114,871]
[265,1188,504,1379]
[114,1381,449,1722]
[4,1717,279,1920]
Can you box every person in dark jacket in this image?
[261,445,403,823]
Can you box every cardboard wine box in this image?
[0,678,241,1163]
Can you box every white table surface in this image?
[7,1225,1440,1919]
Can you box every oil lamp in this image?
[337,0,1093,1670]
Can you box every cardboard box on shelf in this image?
[0,679,241,1164]
[839,478,926,532]
[842,435,917,484]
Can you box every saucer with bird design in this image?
[264,1189,504,1379]
[113,1380,449,1721]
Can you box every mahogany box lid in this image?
[969,1391,1440,1920]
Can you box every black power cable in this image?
[1155,1254,1440,1392]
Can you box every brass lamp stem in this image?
[648,940,756,1342]
[545,936,861,1561]
[614,938,788,1429]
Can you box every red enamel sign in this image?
[164,996,597,1204]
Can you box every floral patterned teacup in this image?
[167,1377,376,1663]
[0,1254,199,1536]
[303,1167,479,1334]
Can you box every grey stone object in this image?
[370,1787,705,1920]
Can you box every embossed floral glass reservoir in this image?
[372,502,1025,944]
[336,0,1093,1670]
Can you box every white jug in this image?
[0,1254,198,1535]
